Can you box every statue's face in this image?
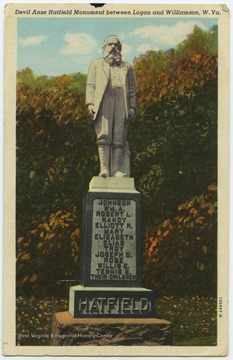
[102,36,122,64]
[104,38,121,54]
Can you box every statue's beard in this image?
[103,49,122,65]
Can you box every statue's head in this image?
[102,35,122,65]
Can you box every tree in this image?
[131,25,217,225]
[16,71,98,295]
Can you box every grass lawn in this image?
[16,295,217,346]
[156,295,217,346]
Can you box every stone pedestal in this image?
[52,312,173,346]
[52,177,172,345]
[69,177,156,318]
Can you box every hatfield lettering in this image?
[78,296,151,315]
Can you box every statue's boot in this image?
[111,147,127,178]
[98,145,110,178]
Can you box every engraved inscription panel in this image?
[91,199,136,281]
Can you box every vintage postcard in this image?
[3,2,230,357]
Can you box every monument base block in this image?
[69,285,156,318]
[52,311,173,346]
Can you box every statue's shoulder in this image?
[90,58,103,66]
[88,58,103,74]
[121,60,134,70]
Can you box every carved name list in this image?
[91,199,136,281]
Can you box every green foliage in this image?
[176,25,218,58]
[17,209,80,297]
[157,295,217,345]
[16,70,98,295]
[16,297,68,345]
[16,70,98,227]
[131,25,217,224]
[143,185,217,295]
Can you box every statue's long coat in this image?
[85,58,137,120]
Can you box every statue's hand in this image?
[88,104,95,119]
[128,108,136,120]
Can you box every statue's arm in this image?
[128,67,137,112]
[85,60,96,106]
[127,66,137,120]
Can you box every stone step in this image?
[52,311,173,346]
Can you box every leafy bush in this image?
[143,185,217,295]
[17,209,80,297]
[16,71,97,296]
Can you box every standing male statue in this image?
[86,35,137,178]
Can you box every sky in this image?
[17,17,218,76]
